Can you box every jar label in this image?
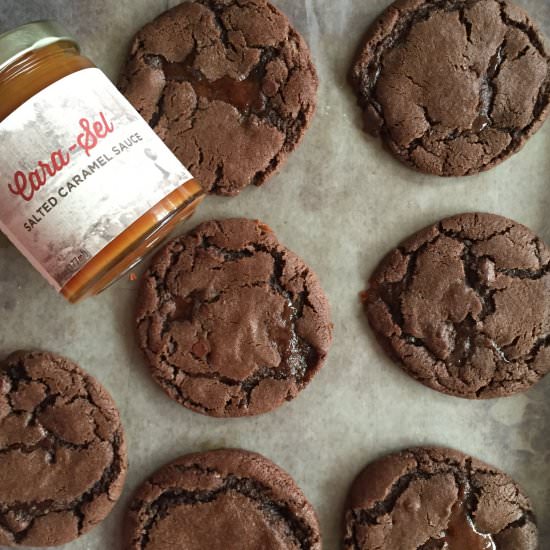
[0,68,194,291]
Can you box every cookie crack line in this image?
[458,7,473,44]
[352,0,550,174]
[156,374,217,414]
[407,31,509,161]
[200,0,235,51]
[365,218,550,396]
[473,38,506,133]
[133,473,316,550]
[161,330,295,400]
[496,0,546,56]
[161,351,296,409]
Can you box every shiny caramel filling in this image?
[437,489,495,550]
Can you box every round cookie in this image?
[344,447,538,550]
[363,212,550,398]
[137,218,333,417]
[124,448,321,549]
[350,0,550,176]
[119,0,318,196]
[0,351,127,547]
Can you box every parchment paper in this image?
[0,1,549,548]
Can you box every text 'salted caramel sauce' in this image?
[0,21,204,302]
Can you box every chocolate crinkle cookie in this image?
[119,0,318,196]
[344,447,538,550]
[0,351,127,547]
[350,0,550,176]
[363,212,550,398]
[136,218,333,417]
[124,449,322,550]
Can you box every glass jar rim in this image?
[0,20,77,73]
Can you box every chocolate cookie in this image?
[0,351,127,547]
[350,0,550,176]
[137,218,332,417]
[124,449,321,549]
[344,447,538,549]
[119,0,318,196]
[363,212,550,398]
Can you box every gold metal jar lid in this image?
[0,20,77,72]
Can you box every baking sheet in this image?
[0,0,549,548]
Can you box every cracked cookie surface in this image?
[363,212,550,398]
[136,218,332,417]
[124,448,321,550]
[350,0,550,176]
[344,447,538,550]
[119,0,318,196]
[0,351,127,547]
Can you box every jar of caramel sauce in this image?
[0,21,204,302]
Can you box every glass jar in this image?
[0,21,204,302]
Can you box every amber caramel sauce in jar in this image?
[0,24,204,302]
